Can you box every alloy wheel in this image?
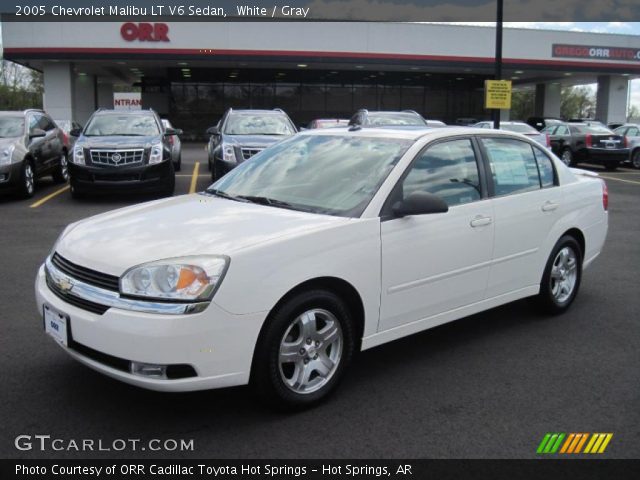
[60,155,69,181]
[24,163,34,195]
[550,247,578,304]
[278,309,343,394]
[561,150,572,166]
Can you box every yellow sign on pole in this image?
[485,80,512,109]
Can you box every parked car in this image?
[161,119,182,171]
[349,109,427,127]
[425,119,447,127]
[545,122,628,170]
[37,126,608,408]
[526,117,563,132]
[54,119,83,151]
[308,119,349,129]
[0,109,68,198]
[68,109,178,198]
[207,108,297,180]
[613,124,640,168]
[473,120,550,147]
[568,118,607,128]
[455,117,479,126]
[608,122,625,131]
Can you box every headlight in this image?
[0,145,15,165]
[221,143,236,163]
[148,142,164,164]
[120,256,229,302]
[72,146,85,165]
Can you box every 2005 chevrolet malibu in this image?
[36,127,608,407]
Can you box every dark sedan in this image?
[544,122,628,170]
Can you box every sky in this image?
[1,20,638,111]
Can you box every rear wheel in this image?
[70,184,86,200]
[631,150,640,169]
[560,148,574,167]
[18,160,35,198]
[251,289,355,409]
[533,235,582,315]
[52,152,69,183]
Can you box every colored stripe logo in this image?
[537,433,613,454]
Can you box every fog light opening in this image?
[130,361,167,379]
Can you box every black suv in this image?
[348,109,428,128]
[0,109,69,198]
[69,109,180,198]
[207,108,297,181]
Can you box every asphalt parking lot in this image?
[1,143,639,459]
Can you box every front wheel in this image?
[533,235,582,315]
[631,150,640,169]
[173,153,181,172]
[52,153,69,183]
[18,160,35,198]
[251,290,355,409]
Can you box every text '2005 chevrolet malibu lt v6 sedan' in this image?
[36,127,608,408]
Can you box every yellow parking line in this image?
[600,175,640,186]
[30,185,70,208]
[189,162,200,194]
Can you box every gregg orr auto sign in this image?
[553,44,640,62]
[121,22,169,42]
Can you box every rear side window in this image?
[481,137,541,196]
[532,146,557,188]
[556,126,570,136]
[402,138,481,207]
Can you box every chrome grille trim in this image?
[89,149,144,167]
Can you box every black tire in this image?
[207,157,212,172]
[212,161,220,182]
[604,162,619,171]
[17,159,36,199]
[560,148,574,167]
[161,163,176,197]
[251,289,356,410]
[632,150,640,169]
[533,235,582,315]
[52,152,69,183]
[70,184,86,200]
[173,153,181,172]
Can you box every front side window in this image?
[481,137,541,196]
[627,127,639,137]
[84,114,160,136]
[401,139,481,207]
[223,114,294,135]
[209,134,411,217]
[556,126,570,136]
[38,115,55,131]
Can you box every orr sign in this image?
[120,22,169,42]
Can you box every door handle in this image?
[541,201,559,212]
[470,216,492,228]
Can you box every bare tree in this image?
[0,60,43,110]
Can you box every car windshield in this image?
[84,114,160,136]
[501,123,538,134]
[0,116,24,137]
[572,125,614,135]
[207,134,412,217]
[54,120,71,132]
[315,120,349,128]
[223,114,294,135]
[367,113,426,127]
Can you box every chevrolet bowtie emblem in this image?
[57,277,74,293]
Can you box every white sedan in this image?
[36,127,608,408]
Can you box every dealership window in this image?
[402,139,481,207]
[481,138,542,196]
[401,87,424,113]
[379,85,401,111]
[325,85,353,117]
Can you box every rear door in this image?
[478,136,563,298]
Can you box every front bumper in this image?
[68,160,173,193]
[35,264,266,392]
[0,161,24,190]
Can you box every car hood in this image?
[0,137,19,149]
[55,194,349,276]
[77,135,162,149]
[222,134,288,147]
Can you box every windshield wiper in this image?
[236,195,304,211]
[205,188,248,202]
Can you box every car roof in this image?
[229,109,288,115]
[93,110,154,115]
[298,125,526,141]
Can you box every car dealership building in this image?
[2,21,640,134]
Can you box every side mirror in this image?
[29,128,46,139]
[164,127,183,136]
[206,126,219,135]
[69,128,82,137]
[392,192,449,217]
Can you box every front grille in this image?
[46,273,110,315]
[90,149,144,167]
[52,253,120,292]
[241,147,264,160]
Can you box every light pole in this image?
[493,0,504,129]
